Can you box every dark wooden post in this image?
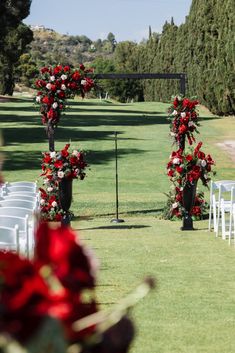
[46,121,55,152]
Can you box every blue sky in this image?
[24,0,192,42]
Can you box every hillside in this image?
[28,26,116,68]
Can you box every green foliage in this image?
[0,1,33,95]
[136,0,235,115]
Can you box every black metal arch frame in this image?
[94,73,186,96]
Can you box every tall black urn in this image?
[181,181,197,230]
[59,178,73,226]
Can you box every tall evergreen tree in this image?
[0,0,32,95]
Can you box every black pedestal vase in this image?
[59,178,73,226]
[181,181,197,231]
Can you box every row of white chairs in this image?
[0,181,40,258]
[209,180,235,245]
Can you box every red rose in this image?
[54,160,63,169]
[40,67,50,74]
[47,108,58,120]
[173,97,179,108]
[176,166,183,174]
[167,169,174,177]
[79,64,85,71]
[53,65,63,74]
[57,91,65,99]
[186,154,193,162]
[182,98,190,108]
[179,125,187,134]
[63,65,70,72]
[72,71,81,81]
[0,252,50,343]
[42,96,53,105]
[35,79,46,88]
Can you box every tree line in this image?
[0,0,234,115]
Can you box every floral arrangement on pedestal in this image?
[39,143,88,221]
[35,64,94,127]
[168,96,200,147]
[0,222,145,353]
[164,96,215,222]
[34,63,94,223]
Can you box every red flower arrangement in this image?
[166,142,215,187]
[0,222,138,353]
[164,186,209,220]
[168,96,199,146]
[164,142,215,220]
[39,143,88,221]
[35,64,94,126]
[0,223,97,347]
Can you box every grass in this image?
[0,97,235,353]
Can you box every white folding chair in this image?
[228,187,235,245]
[0,207,37,257]
[0,225,20,253]
[5,181,37,188]
[216,182,235,239]
[3,185,36,193]
[208,180,235,233]
[0,199,36,210]
[0,215,29,257]
[2,194,39,208]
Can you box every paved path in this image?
[216,140,235,163]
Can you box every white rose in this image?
[36,96,41,103]
[52,102,58,109]
[52,201,57,207]
[61,74,67,80]
[47,187,53,192]
[81,79,86,85]
[181,112,186,118]
[172,110,178,116]
[172,202,178,209]
[188,121,195,127]
[72,150,79,156]
[40,199,45,205]
[170,132,176,137]
[201,159,207,167]
[172,157,180,165]
[61,84,66,90]
[58,171,64,178]
[50,76,55,81]
[44,178,50,184]
[46,83,52,90]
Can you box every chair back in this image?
[0,225,20,253]
[0,207,33,218]
[0,199,36,209]
[0,215,28,232]
[5,181,37,188]
[2,185,37,197]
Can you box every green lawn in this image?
[0,97,235,353]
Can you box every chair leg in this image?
[221,208,226,240]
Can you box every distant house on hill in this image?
[30,25,55,33]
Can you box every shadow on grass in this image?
[0,114,41,125]
[3,150,42,171]
[2,126,120,145]
[3,147,146,171]
[78,224,151,231]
